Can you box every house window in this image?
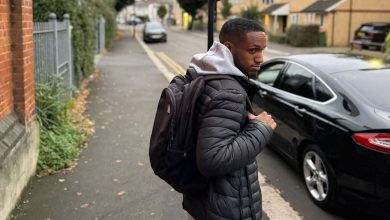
[229,0,241,4]
[291,14,299,24]
[262,0,274,4]
[319,15,324,27]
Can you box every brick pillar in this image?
[0,1,13,120]
[10,0,35,124]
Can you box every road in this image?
[135,25,375,220]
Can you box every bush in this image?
[193,19,205,31]
[35,75,92,175]
[33,0,117,83]
[286,24,320,47]
[385,33,390,63]
[269,33,287,44]
[241,5,262,23]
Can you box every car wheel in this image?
[302,145,337,210]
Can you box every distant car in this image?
[252,54,390,211]
[127,17,141,26]
[351,22,390,51]
[143,22,167,43]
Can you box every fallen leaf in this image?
[137,162,144,166]
[76,192,82,196]
[150,212,155,216]
[80,203,89,208]
[116,160,122,163]
[59,179,65,183]
[113,179,119,182]
[117,191,126,196]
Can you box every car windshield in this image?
[146,23,163,30]
[336,69,390,108]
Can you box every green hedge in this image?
[385,33,390,63]
[286,24,320,47]
[269,33,287,44]
[33,0,118,83]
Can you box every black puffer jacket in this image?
[183,75,273,220]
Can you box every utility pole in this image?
[207,0,216,50]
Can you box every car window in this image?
[360,25,373,32]
[315,78,333,102]
[146,23,162,30]
[279,63,314,99]
[373,25,389,32]
[257,63,284,86]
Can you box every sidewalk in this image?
[11,30,185,220]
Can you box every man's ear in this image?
[224,41,233,51]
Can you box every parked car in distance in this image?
[143,22,167,43]
[127,17,141,26]
[350,22,390,51]
[252,54,390,212]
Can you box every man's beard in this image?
[247,71,258,79]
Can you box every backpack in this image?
[149,68,235,194]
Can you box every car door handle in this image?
[294,106,307,117]
[259,90,268,98]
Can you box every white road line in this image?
[135,34,175,81]
[135,32,302,220]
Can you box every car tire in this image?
[302,145,337,210]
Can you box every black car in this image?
[351,22,390,51]
[143,22,167,43]
[251,54,390,210]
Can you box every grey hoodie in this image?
[189,41,247,78]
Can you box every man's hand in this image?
[248,112,277,130]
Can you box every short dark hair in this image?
[219,18,265,44]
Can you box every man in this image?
[183,18,277,219]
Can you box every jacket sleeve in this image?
[196,90,274,177]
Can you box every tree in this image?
[221,0,232,19]
[157,5,167,20]
[241,5,262,22]
[177,0,207,30]
[115,0,134,12]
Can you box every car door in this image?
[252,61,288,154]
[253,61,317,162]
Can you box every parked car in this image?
[350,22,390,51]
[143,22,167,43]
[127,17,141,26]
[252,54,390,211]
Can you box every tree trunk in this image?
[188,13,195,30]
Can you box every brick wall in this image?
[0,0,35,124]
[0,1,13,120]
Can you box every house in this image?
[300,0,390,46]
[217,0,390,47]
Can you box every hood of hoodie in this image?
[189,41,247,78]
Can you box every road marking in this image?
[135,34,175,81]
[135,30,302,220]
[259,172,302,220]
[156,52,186,75]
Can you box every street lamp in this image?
[207,0,216,50]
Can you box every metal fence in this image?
[96,16,106,54]
[33,13,73,94]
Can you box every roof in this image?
[302,0,342,13]
[260,3,286,15]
